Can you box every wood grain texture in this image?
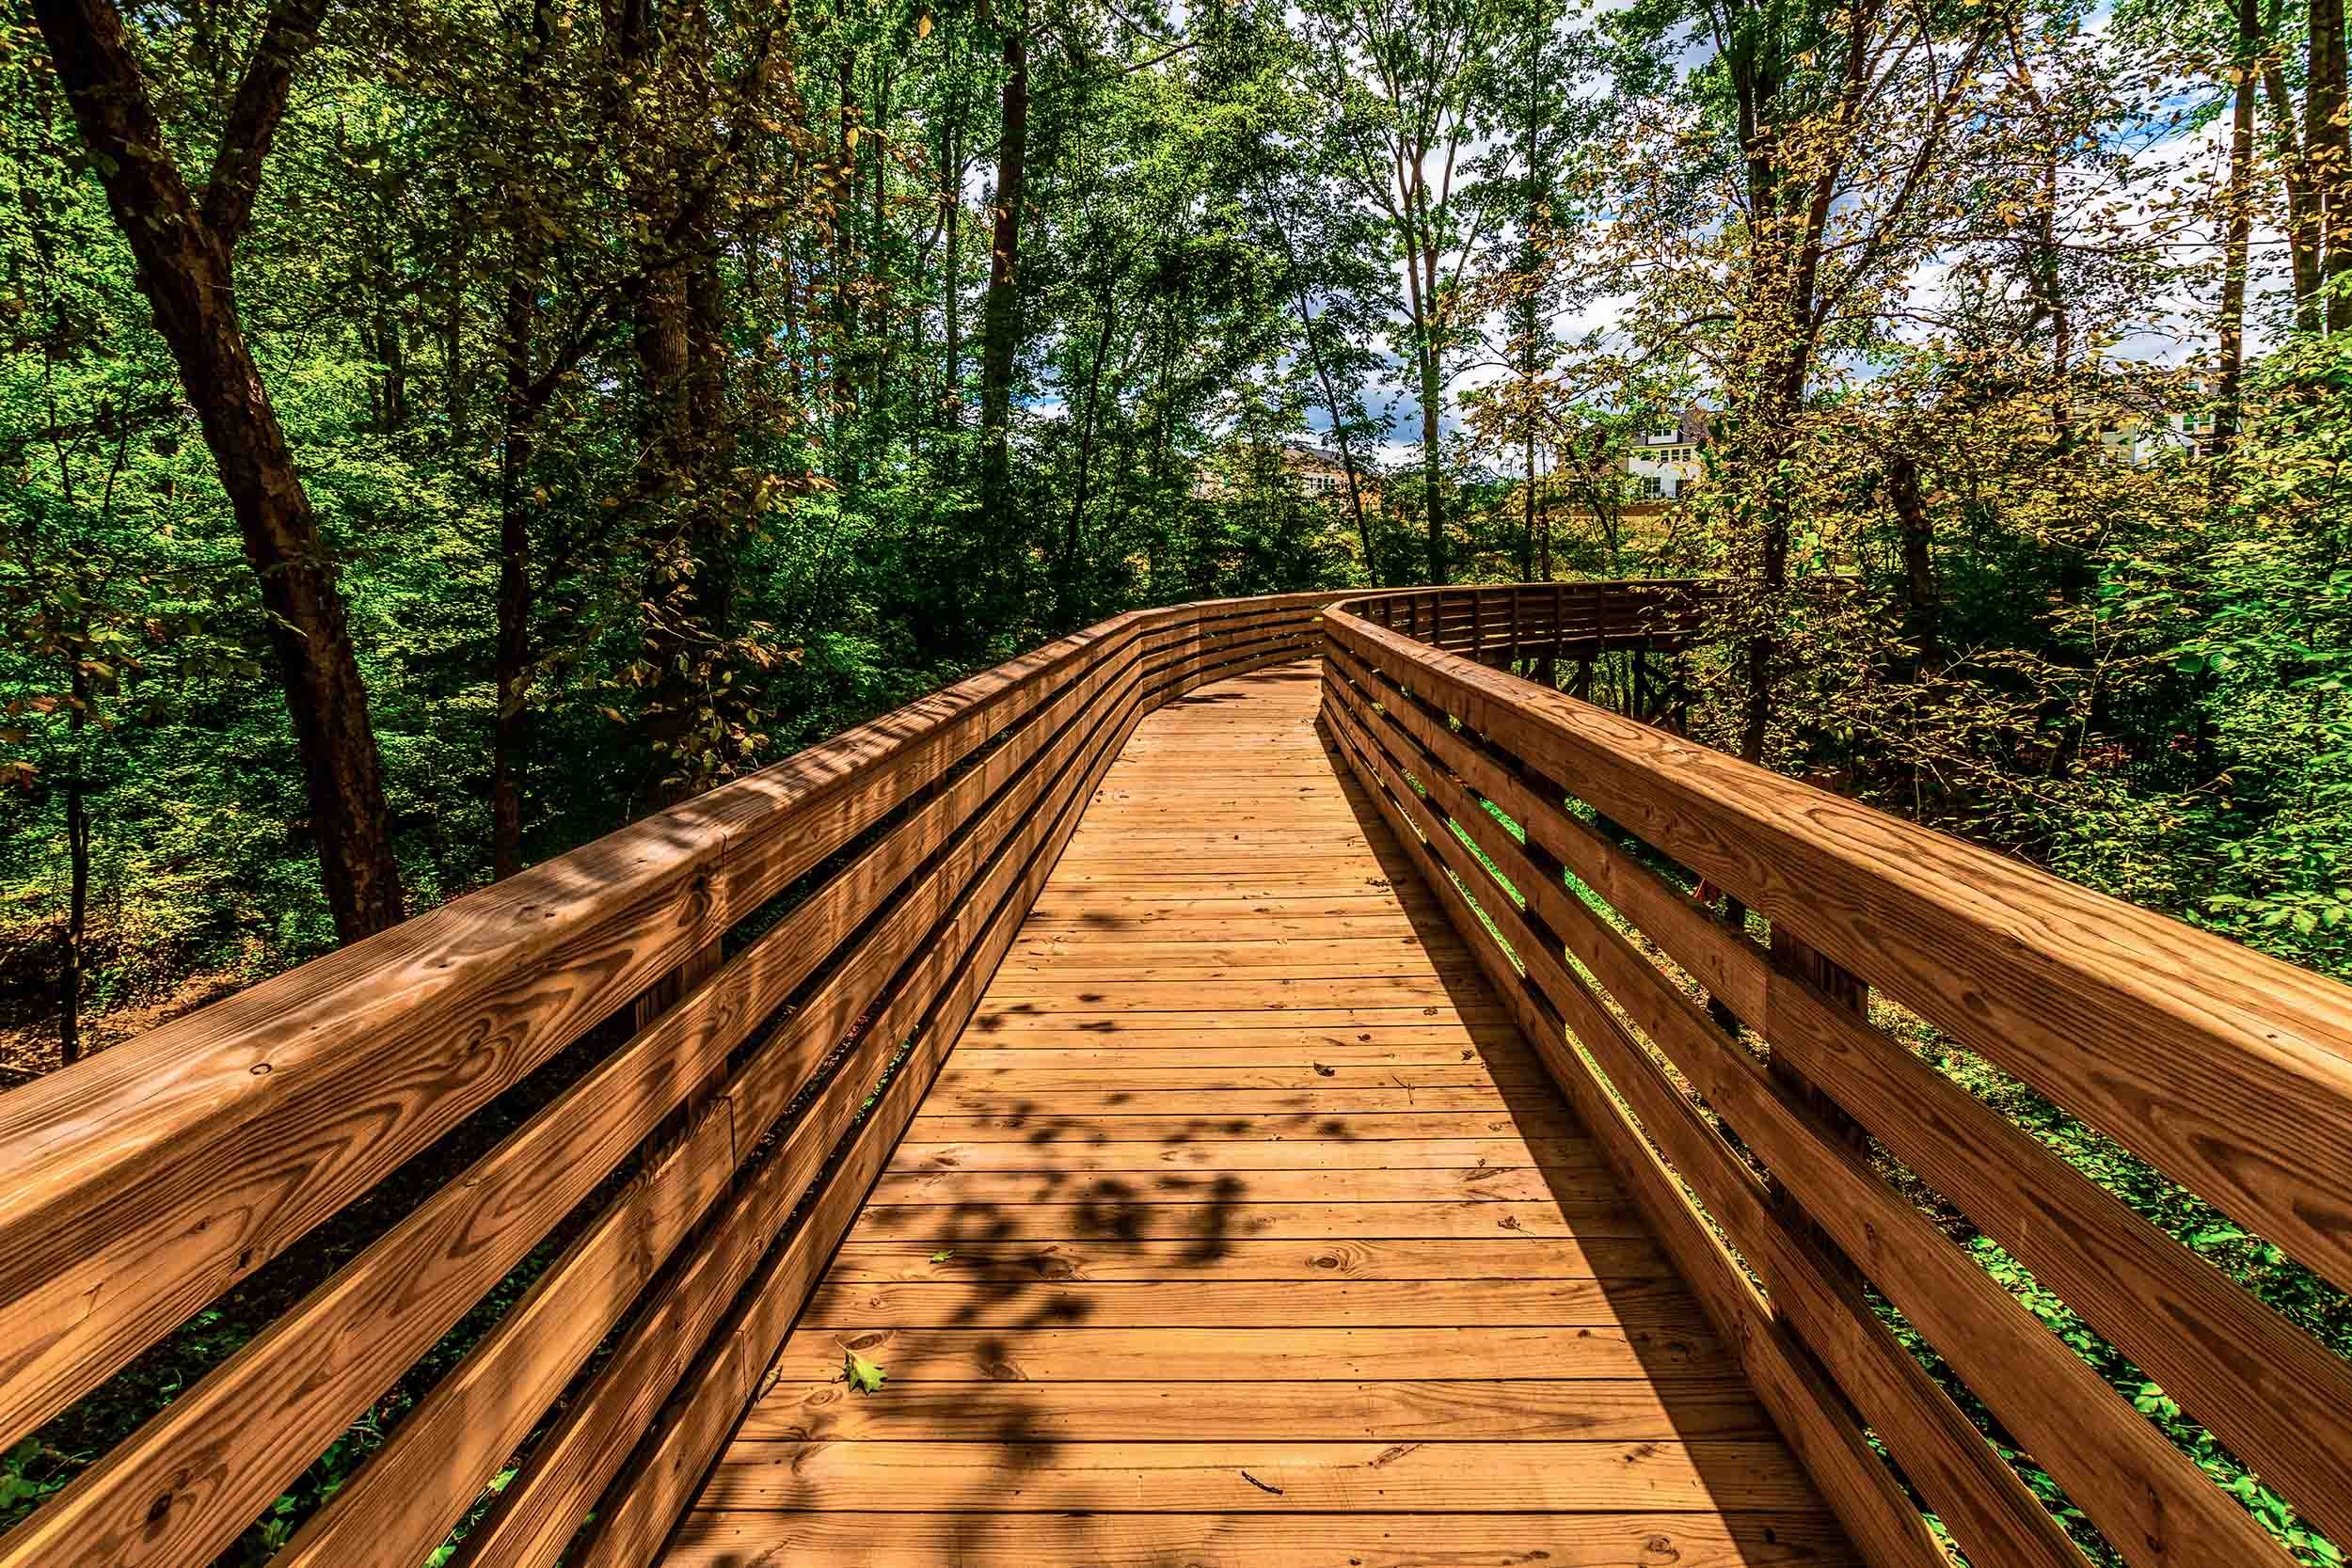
[887,1134,1594,1169]
[1772,974,2352,1550]
[1327,590,2352,1568]
[660,1512,1860,1567]
[0,599,1195,1452]
[739,1376,1775,1442]
[282,639,1172,1568]
[798,1275,1695,1327]
[0,594,1338,1568]
[52,581,2336,1568]
[692,1438,1825,1513]
[0,578,1174,1568]
[469,606,1171,1568]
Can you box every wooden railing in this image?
[1322,585,2352,1568]
[0,591,1335,1568]
[7,580,2347,1568]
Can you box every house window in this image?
[1637,475,1665,499]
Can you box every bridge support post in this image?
[1763,929,1873,1273]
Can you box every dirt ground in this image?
[1,968,250,1090]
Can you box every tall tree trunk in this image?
[833,50,860,413]
[1273,220,1376,586]
[1058,310,1114,621]
[684,256,737,646]
[443,202,469,435]
[35,0,405,942]
[2312,0,2352,330]
[60,661,88,1067]
[493,269,536,879]
[2217,0,2259,439]
[1416,340,1445,584]
[977,17,1028,539]
[1536,465,1551,580]
[1887,451,1940,671]
[491,0,551,879]
[2266,55,2326,327]
[868,61,894,393]
[1521,436,1537,581]
[612,0,701,808]
[1397,227,1446,585]
[943,112,962,420]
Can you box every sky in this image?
[1284,5,2279,470]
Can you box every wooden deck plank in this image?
[931,1065,1548,1092]
[660,1513,1859,1566]
[798,1276,1699,1327]
[846,1198,1652,1242]
[886,1136,1595,1169]
[693,1439,1824,1513]
[862,1164,1607,1204]
[824,1237,1677,1281]
[656,664,1848,1566]
[900,1109,1587,1140]
[738,1377,1777,1442]
[778,1325,1733,1380]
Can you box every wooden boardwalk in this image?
[656,664,1854,1567]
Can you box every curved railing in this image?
[0,591,1351,1568]
[1321,587,2352,1568]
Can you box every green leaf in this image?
[843,1349,887,1395]
[929,1250,955,1263]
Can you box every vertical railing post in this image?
[1764,927,1874,1264]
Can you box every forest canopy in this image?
[2,0,2347,1072]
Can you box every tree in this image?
[1595,0,2003,757]
[1297,0,1502,583]
[31,0,407,940]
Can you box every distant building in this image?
[1625,407,1711,499]
[1195,438,1381,509]
[2095,405,2217,465]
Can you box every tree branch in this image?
[201,0,334,248]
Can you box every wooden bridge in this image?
[1,584,2348,1568]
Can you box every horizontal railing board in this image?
[1325,641,1766,1022]
[0,603,1171,1454]
[0,603,1187,1568]
[270,596,1171,1568]
[564,621,1160,1568]
[450,667,1141,1568]
[35,578,2338,1568]
[1772,974,2352,1550]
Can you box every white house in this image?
[1625,407,1711,499]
